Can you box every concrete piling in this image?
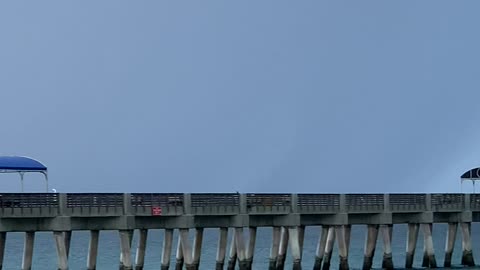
[381,225,393,270]
[179,229,195,270]
[161,229,173,270]
[336,225,349,270]
[134,229,148,270]
[119,230,133,270]
[422,223,437,268]
[405,223,419,269]
[461,222,475,266]
[313,226,328,270]
[22,231,35,270]
[227,230,237,270]
[216,227,228,270]
[64,231,72,258]
[444,223,457,267]
[362,225,378,270]
[192,228,204,270]
[276,227,289,270]
[234,227,248,270]
[87,230,99,270]
[175,235,184,270]
[269,227,281,270]
[322,227,335,270]
[288,227,303,270]
[245,227,257,270]
[54,231,69,270]
[0,232,6,270]
[422,244,428,267]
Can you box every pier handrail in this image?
[0,193,474,217]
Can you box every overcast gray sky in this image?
[1,1,479,193]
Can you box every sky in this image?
[1,1,480,193]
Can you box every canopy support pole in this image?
[43,172,49,193]
[20,172,25,193]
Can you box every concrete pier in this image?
[179,229,195,270]
[288,227,303,270]
[276,227,289,270]
[54,231,69,270]
[362,225,378,270]
[461,222,475,266]
[381,225,393,270]
[175,235,184,270]
[161,229,173,270]
[313,226,328,270]
[226,231,237,270]
[216,228,228,270]
[444,223,457,267]
[87,230,99,270]
[0,192,479,269]
[269,227,281,270]
[405,223,419,269]
[22,231,35,270]
[192,228,204,270]
[119,230,133,270]
[422,223,437,268]
[246,227,257,270]
[322,227,335,270]
[0,232,6,270]
[134,229,148,270]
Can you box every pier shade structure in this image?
[0,156,48,193]
[0,193,477,269]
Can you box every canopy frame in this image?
[460,167,480,193]
[0,156,48,192]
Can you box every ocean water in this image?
[3,223,480,269]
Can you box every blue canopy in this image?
[0,156,48,192]
[0,156,47,172]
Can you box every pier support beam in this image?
[422,223,437,268]
[246,227,257,270]
[0,232,6,270]
[461,222,475,267]
[444,223,457,267]
[192,228,204,270]
[288,227,303,270]
[227,230,237,270]
[175,234,184,270]
[336,225,349,270]
[405,223,419,269]
[363,225,378,270]
[54,231,69,270]
[179,229,195,270]
[313,226,328,270]
[381,225,393,270]
[22,231,35,270]
[161,229,173,270]
[216,227,228,270]
[322,227,335,270]
[120,230,134,270]
[87,230,99,270]
[276,227,289,270]
[135,229,148,270]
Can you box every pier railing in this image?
[0,193,476,218]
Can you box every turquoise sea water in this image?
[3,223,480,269]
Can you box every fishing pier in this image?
[0,192,476,270]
